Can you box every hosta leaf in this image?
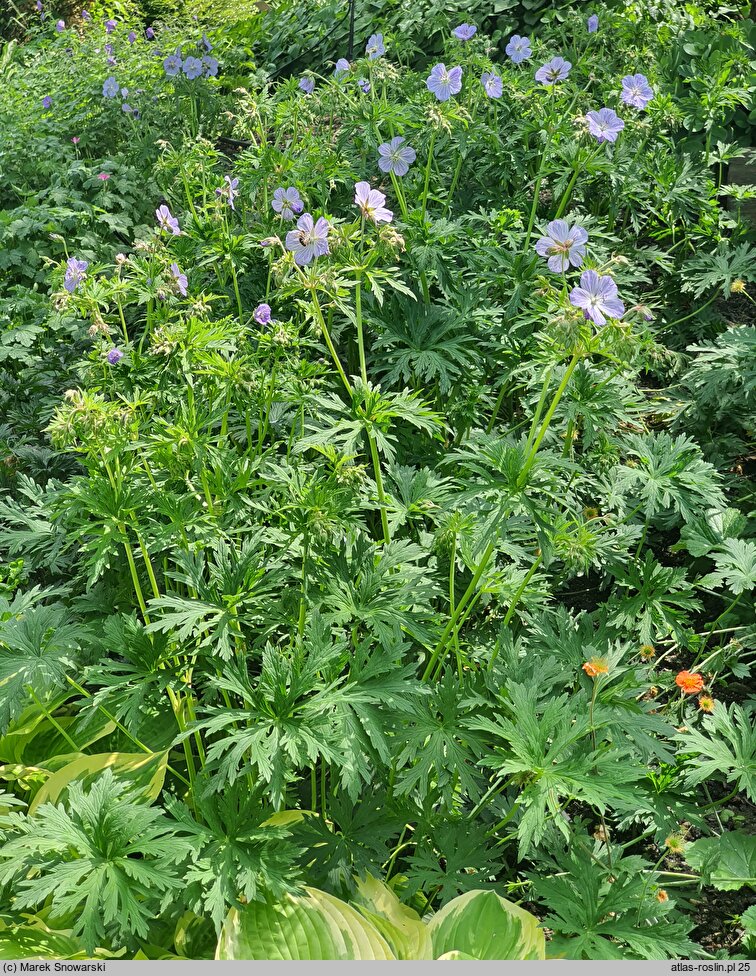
[352,873,432,960]
[28,751,168,815]
[215,887,396,959]
[427,889,545,960]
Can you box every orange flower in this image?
[655,889,669,903]
[639,644,655,660]
[675,670,704,694]
[583,657,609,678]
[698,694,715,713]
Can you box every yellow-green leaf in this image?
[28,751,168,815]
[216,887,396,960]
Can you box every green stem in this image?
[488,554,543,670]
[663,291,717,331]
[309,287,352,397]
[422,539,497,681]
[518,353,580,486]
[389,170,409,221]
[420,130,437,224]
[28,687,79,753]
[554,155,582,219]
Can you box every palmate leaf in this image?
[292,792,399,895]
[394,673,486,807]
[404,822,505,905]
[189,622,351,807]
[607,553,701,644]
[531,849,696,960]
[165,781,302,932]
[316,536,440,648]
[0,604,87,735]
[373,301,481,394]
[0,770,189,953]
[615,432,725,524]
[147,537,289,660]
[677,703,756,801]
[700,539,756,594]
[470,682,643,853]
[680,242,756,297]
[685,832,756,891]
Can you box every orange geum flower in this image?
[698,695,715,713]
[655,889,669,903]
[582,657,609,678]
[675,670,704,694]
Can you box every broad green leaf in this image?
[427,890,545,960]
[216,887,396,960]
[685,832,756,891]
[0,920,87,960]
[352,873,432,959]
[28,751,168,814]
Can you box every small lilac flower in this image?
[128,30,136,43]
[156,204,180,235]
[254,303,272,325]
[183,56,203,80]
[55,19,65,32]
[71,136,80,144]
[587,14,599,33]
[42,95,52,109]
[105,18,116,33]
[426,63,463,102]
[102,76,119,98]
[104,43,114,55]
[334,57,350,77]
[106,56,117,66]
[354,181,392,224]
[201,33,212,52]
[285,213,331,266]
[271,186,304,220]
[120,86,128,97]
[64,258,88,293]
[216,175,239,210]
[453,23,477,41]
[35,1,42,11]
[586,107,624,143]
[121,103,132,113]
[569,270,625,325]
[358,78,370,93]
[163,53,183,76]
[621,73,654,110]
[505,34,531,63]
[481,72,503,98]
[203,56,218,77]
[535,220,589,273]
[377,136,416,176]
[81,9,91,21]
[365,33,384,59]
[170,263,188,297]
[107,348,123,364]
[145,26,155,39]
[535,56,571,85]
[299,75,315,94]
[97,172,110,180]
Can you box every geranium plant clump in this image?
[0,0,754,962]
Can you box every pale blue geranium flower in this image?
[285,213,330,265]
[505,34,531,63]
[426,63,463,101]
[535,56,571,85]
[570,270,625,325]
